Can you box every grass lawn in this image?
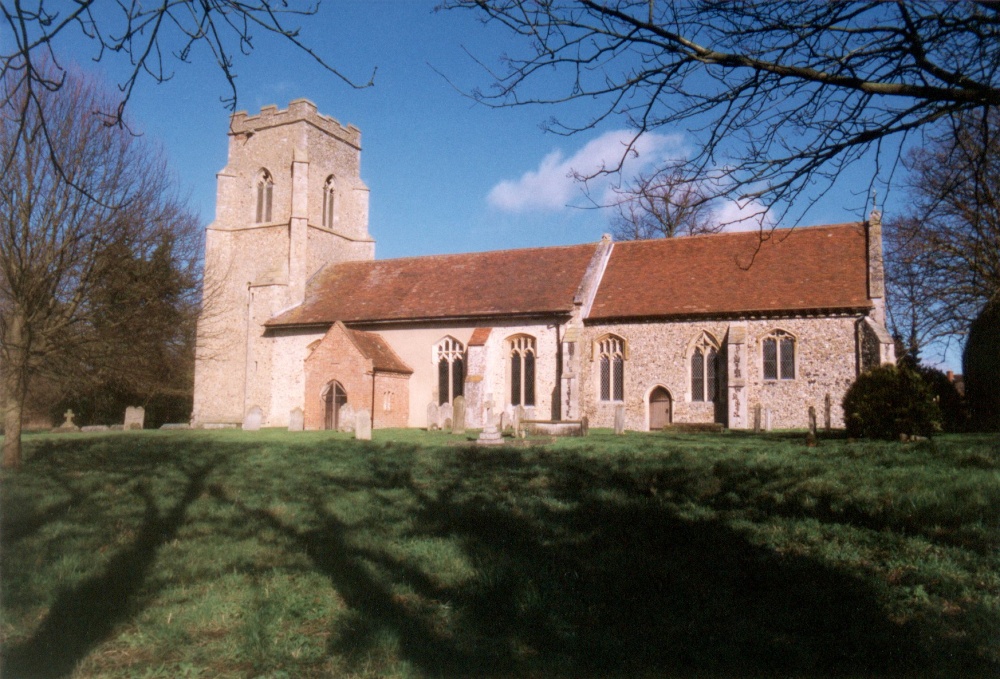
[1,428,998,678]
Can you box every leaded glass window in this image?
[690,333,720,402]
[763,330,796,380]
[509,335,536,407]
[256,169,273,223]
[323,176,336,228]
[435,337,466,405]
[597,335,625,402]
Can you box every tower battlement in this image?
[230,98,361,149]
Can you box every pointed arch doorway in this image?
[649,386,672,430]
[323,382,347,430]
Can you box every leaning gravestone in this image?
[452,396,466,435]
[288,407,304,432]
[355,408,372,440]
[242,406,262,431]
[614,404,626,435]
[124,406,145,431]
[426,402,439,431]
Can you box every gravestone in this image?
[339,404,355,433]
[477,402,503,445]
[581,415,589,437]
[55,409,79,432]
[242,406,262,431]
[452,396,466,435]
[426,402,439,431]
[439,402,453,431]
[753,403,762,433]
[124,406,145,431]
[806,406,818,446]
[288,407,304,432]
[614,404,626,435]
[823,393,832,433]
[513,405,525,437]
[355,408,372,440]
[764,408,773,432]
[500,410,511,434]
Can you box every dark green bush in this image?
[916,366,966,433]
[842,365,942,440]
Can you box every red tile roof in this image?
[587,223,872,321]
[345,326,412,374]
[468,327,492,346]
[267,243,598,327]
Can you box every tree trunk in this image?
[2,313,28,469]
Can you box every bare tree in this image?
[1,1,373,177]
[610,165,720,240]
[447,1,1000,220]
[0,70,199,468]
[884,114,1000,362]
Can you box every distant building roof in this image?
[267,243,598,327]
[587,223,872,321]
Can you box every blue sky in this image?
[56,1,882,261]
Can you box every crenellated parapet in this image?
[230,98,361,149]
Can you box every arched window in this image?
[255,169,273,223]
[509,335,536,407]
[596,334,626,402]
[435,337,465,406]
[690,333,720,402]
[762,329,796,380]
[322,175,336,228]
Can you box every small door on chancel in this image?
[323,382,347,430]
[649,387,672,430]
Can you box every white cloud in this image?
[715,198,774,232]
[487,130,684,213]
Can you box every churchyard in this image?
[1,428,997,678]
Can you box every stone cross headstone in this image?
[339,403,355,433]
[426,402,440,431]
[124,406,145,431]
[355,408,372,440]
[56,409,80,432]
[288,407,304,432]
[806,406,818,446]
[764,408,773,432]
[477,401,503,445]
[452,396,466,435]
[824,393,832,433]
[243,406,262,431]
[753,403,762,433]
[614,404,626,435]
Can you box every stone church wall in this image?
[582,315,863,431]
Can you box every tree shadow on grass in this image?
[215,446,998,678]
[2,457,220,679]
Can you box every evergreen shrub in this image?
[842,365,942,440]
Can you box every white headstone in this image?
[426,402,439,430]
[764,408,773,432]
[124,406,145,431]
[243,406,262,431]
[439,402,453,430]
[339,403,355,433]
[288,407,304,432]
[355,408,372,440]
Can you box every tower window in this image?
[256,169,273,223]
[323,176,337,228]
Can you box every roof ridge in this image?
[613,221,864,246]
[335,240,599,267]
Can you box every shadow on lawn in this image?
[3,452,222,679]
[217,446,996,678]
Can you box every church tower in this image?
[193,100,375,427]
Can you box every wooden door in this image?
[324,382,347,430]
[649,387,672,430]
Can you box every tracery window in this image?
[322,176,336,228]
[255,169,273,223]
[597,335,625,402]
[690,333,720,402]
[435,337,465,406]
[509,335,536,407]
[763,330,796,380]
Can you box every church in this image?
[192,99,895,432]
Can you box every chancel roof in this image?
[267,243,599,327]
[267,223,872,328]
[587,223,872,321]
